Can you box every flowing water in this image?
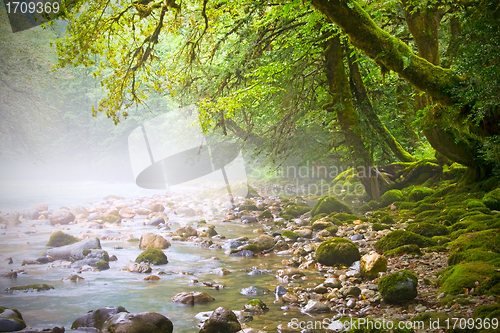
[0,181,331,332]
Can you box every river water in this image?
[0,181,330,332]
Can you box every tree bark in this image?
[347,51,416,163]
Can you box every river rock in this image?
[360,251,387,279]
[70,206,89,218]
[150,203,165,212]
[123,263,152,273]
[147,216,166,226]
[62,274,84,282]
[241,215,257,223]
[240,286,270,296]
[21,209,40,220]
[229,250,254,257]
[72,306,129,330]
[119,207,136,218]
[136,208,152,215]
[302,300,330,313]
[197,226,217,237]
[199,307,241,333]
[45,238,101,261]
[139,233,171,250]
[143,275,160,281]
[178,207,196,216]
[33,204,48,212]
[323,277,342,289]
[0,317,26,332]
[172,292,215,305]
[101,312,173,333]
[294,228,312,239]
[50,209,75,225]
[175,226,198,237]
[251,234,274,251]
[378,270,418,303]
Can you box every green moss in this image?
[446,208,468,224]
[432,235,450,245]
[425,245,448,253]
[408,187,434,202]
[407,222,449,237]
[378,270,418,303]
[135,248,168,265]
[397,202,416,210]
[384,244,422,257]
[6,284,55,292]
[99,215,121,223]
[0,307,23,320]
[245,299,268,311]
[311,213,327,223]
[259,210,273,219]
[311,195,352,216]
[439,262,500,296]
[240,204,258,211]
[331,212,358,223]
[483,188,500,211]
[375,230,436,252]
[82,249,91,256]
[46,231,79,247]
[380,189,403,207]
[414,204,438,214]
[325,226,339,235]
[280,205,310,218]
[94,260,110,271]
[464,199,487,209]
[360,200,379,212]
[448,249,500,266]
[315,237,360,266]
[241,244,260,253]
[372,223,391,231]
[474,304,500,320]
[281,230,299,240]
[280,214,294,221]
[380,215,395,224]
[448,229,500,253]
[312,220,332,230]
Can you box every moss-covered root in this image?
[135,249,168,265]
[315,237,360,266]
[378,270,418,303]
[46,231,79,247]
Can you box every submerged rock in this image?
[72,306,129,330]
[101,312,173,333]
[123,263,152,273]
[240,286,270,296]
[45,238,101,261]
[172,292,215,305]
[199,307,241,333]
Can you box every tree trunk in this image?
[324,34,377,199]
[347,50,416,163]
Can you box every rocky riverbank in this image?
[1,176,499,332]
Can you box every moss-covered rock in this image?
[331,212,358,223]
[448,229,500,253]
[439,262,500,296]
[380,215,395,224]
[384,244,423,257]
[380,189,403,207]
[281,204,310,218]
[325,226,339,236]
[46,231,79,247]
[375,230,436,252]
[397,201,416,210]
[312,220,332,230]
[408,187,434,202]
[281,230,299,240]
[243,299,268,313]
[372,223,391,231]
[464,199,487,209]
[135,249,168,265]
[474,303,500,320]
[5,284,55,292]
[448,249,500,266]
[378,270,418,303]
[258,210,273,219]
[315,237,360,266]
[94,260,110,271]
[406,222,449,238]
[98,215,122,224]
[311,195,352,216]
[483,188,500,211]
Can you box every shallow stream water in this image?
[0,181,331,332]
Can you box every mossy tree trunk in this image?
[347,50,416,163]
[324,34,379,200]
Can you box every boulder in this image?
[72,306,129,330]
[33,204,48,212]
[147,216,166,226]
[45,238,101,261]
[315,237,360,266]
[150,203,165,212]
[101,312,173,333]
[311,196,352,216]
[139,233,171,250]
[172,292,215,305]
[46,231,79,247]
[175,226,198,237]
[378,270,418,303]
[70,206,89,218]
[21,209,39,220]
[135,249,168,265]
[119,207,136,218]
[123,263,152,273]
[199,307,241,333]
[136,208,152,215]
[243,299,268,314]
[50,209,75,225]
[178,207,196,216]
[251,234,274,251]
[0,317,26,332]
[360,251,387,279]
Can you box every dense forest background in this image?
[1,0,499,187]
